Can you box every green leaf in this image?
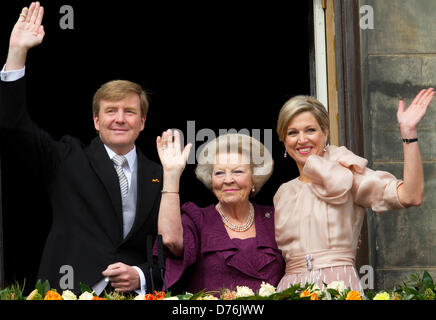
[235,295,264,300]
[422,271,435,290]
[326,288,340,297]
[80,282,96,295]
[0,281,26,300]
[364,290,376,300]
[261,292,284,300]
[176,293,193,300]
[404,286,419,295]
[35,279,51,297]
[103,291,112,300]
[267,284,301,300]
[189,289,205,300]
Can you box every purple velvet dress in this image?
[163,202,285,294]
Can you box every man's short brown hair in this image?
[92,80,149,117]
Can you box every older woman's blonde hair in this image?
[276,95,330,143]
[195,133,273,196]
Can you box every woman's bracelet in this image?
[161,190,179,194]
[402,137,418,144]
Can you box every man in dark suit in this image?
[0,2,163,295]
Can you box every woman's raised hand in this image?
[396,88,433,208]
[156,129,192,177]
[397,88,434,137]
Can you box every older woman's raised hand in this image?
[397,88,434,137]
[156,129,192,177]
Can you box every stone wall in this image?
[359,0,436,290]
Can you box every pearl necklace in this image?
[216,202,255,232]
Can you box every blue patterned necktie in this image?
[112,155,129,198]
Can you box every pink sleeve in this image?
[332,146,404,212]
[352,168,404,212]
[302,153,354,205]
[303,146,404,212]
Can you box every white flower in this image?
[78,291,95,300]
[258,282,276,297]
[61,290,77,300]
[326,281,346,294]
[198,295,219,300]
[235,286,255,298]
[163,296,180,300]
[134,294,145,300]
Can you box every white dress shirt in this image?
[1,65,25,81]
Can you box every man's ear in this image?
[140,115,146,131]
[93,114,100,132]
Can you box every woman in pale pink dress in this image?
[273,89,434,293]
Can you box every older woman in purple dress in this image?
[156,131,285,294]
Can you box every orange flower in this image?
[345,290,362,300]
[310,292,319,300]
[300,291,311,298]
[92,296,106,300]
[144,293,157,300]
[143,291,166,300]
[300,290,319,300]
[154,291,166,300]
[44,290,63,300]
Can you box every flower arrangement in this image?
[0,270,435,301]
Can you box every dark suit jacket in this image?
[0,77,163,294]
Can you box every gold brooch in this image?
[152,178,160,183]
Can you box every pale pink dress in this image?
[274,146,405,293]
